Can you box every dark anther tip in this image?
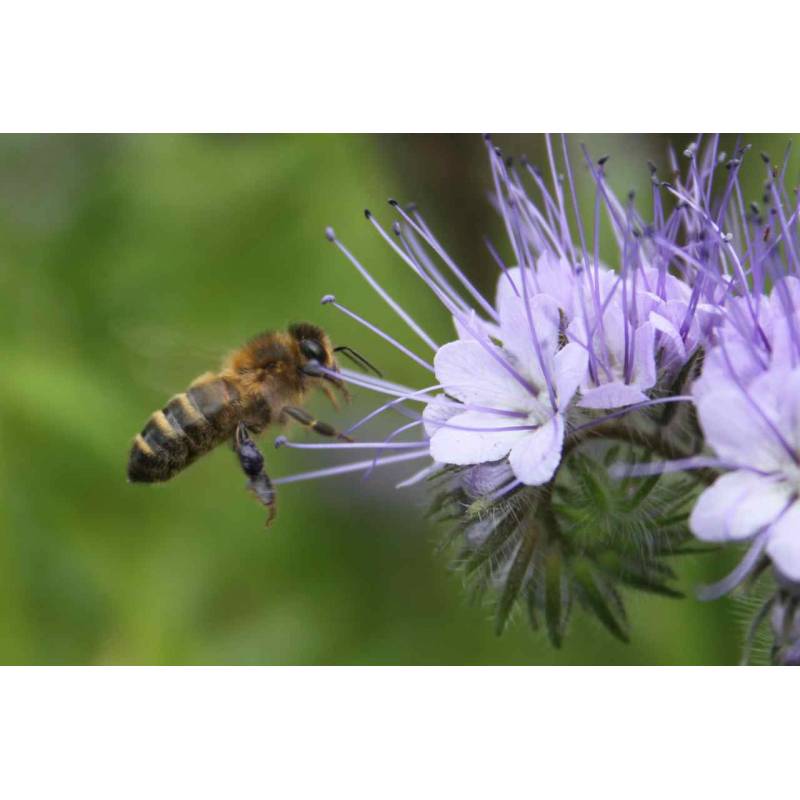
[274,436,287,449]
[760,152,771,164]
[391,221,401,236]
[388,198,399,207]
[324,226,336,242]
[483,133,492,142]
[597,155,610,166]
[364,209,372,219]
[321,294,336,305]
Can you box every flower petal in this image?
[461,461,516,498]
[695,385,788,473]
[429,410,528,466]
[508,414,565,485]
[422,394,462,438]
[497,289,560,385]
[578,382,648,409]
[766,502,800,582]
[630,321,657,389]
[452,309,501,344]
[433,340,532,409]
[554,342,588,409]
[689,471,792,542]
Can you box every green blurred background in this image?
[0,133,795,665]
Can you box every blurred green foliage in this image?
[0,133,794,664]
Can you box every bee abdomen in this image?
[127,378,241,483]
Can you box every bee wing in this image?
[114,321,230,395]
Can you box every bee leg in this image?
[282,405,353,442]
[234,422,276,526]
[320,383,341,411]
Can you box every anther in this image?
[321,294,336,305]
[274,436,288,449]
[325,226,336,242]
[364,209,372,219]
[598,155,609,166]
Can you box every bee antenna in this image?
[333,346,383,378]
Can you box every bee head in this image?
[288,322,335,370]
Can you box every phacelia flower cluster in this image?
[277,135,800,663]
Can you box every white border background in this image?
[2,668,798,797]
[1,1,797,796]
[1,1,795,131]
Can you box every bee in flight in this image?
[127,323,377,525]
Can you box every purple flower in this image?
[278,135,711,496]
[425,287,588,486]
[690,366,800,582]
[689,274,800,586]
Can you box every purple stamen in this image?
[275,436,426,451]
[573,395,693,433]
[696,527,772,601]
[363,419,425,479]
[326,225,438,351]
[321,294,434,373]
[387,202,500,323]
[273,449,431,486]
[344,384,444,436]
[395,463,439,489]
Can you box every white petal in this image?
[578,382,648,409]
[766,502,800,582]
[429,410,528,466]
[631,321,657,389]
[508,414,565,486]
[695,387,788,473]
[691,339,764,401]
[775,368,800,452]
[461,461,516,497]
[554,342,588,409]
[535,252,578,319]
[422,395,462,438]
[433,340,532,409]
[689,471,792,542]
[497,289,560,384]
[648,310,687,363]
[495,266,523,309]
[452,310,501,344]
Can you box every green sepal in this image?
[573,560,630,643]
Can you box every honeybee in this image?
[127,323,375,525]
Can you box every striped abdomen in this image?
[128,377,249,483]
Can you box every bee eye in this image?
[300,339,325,362]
